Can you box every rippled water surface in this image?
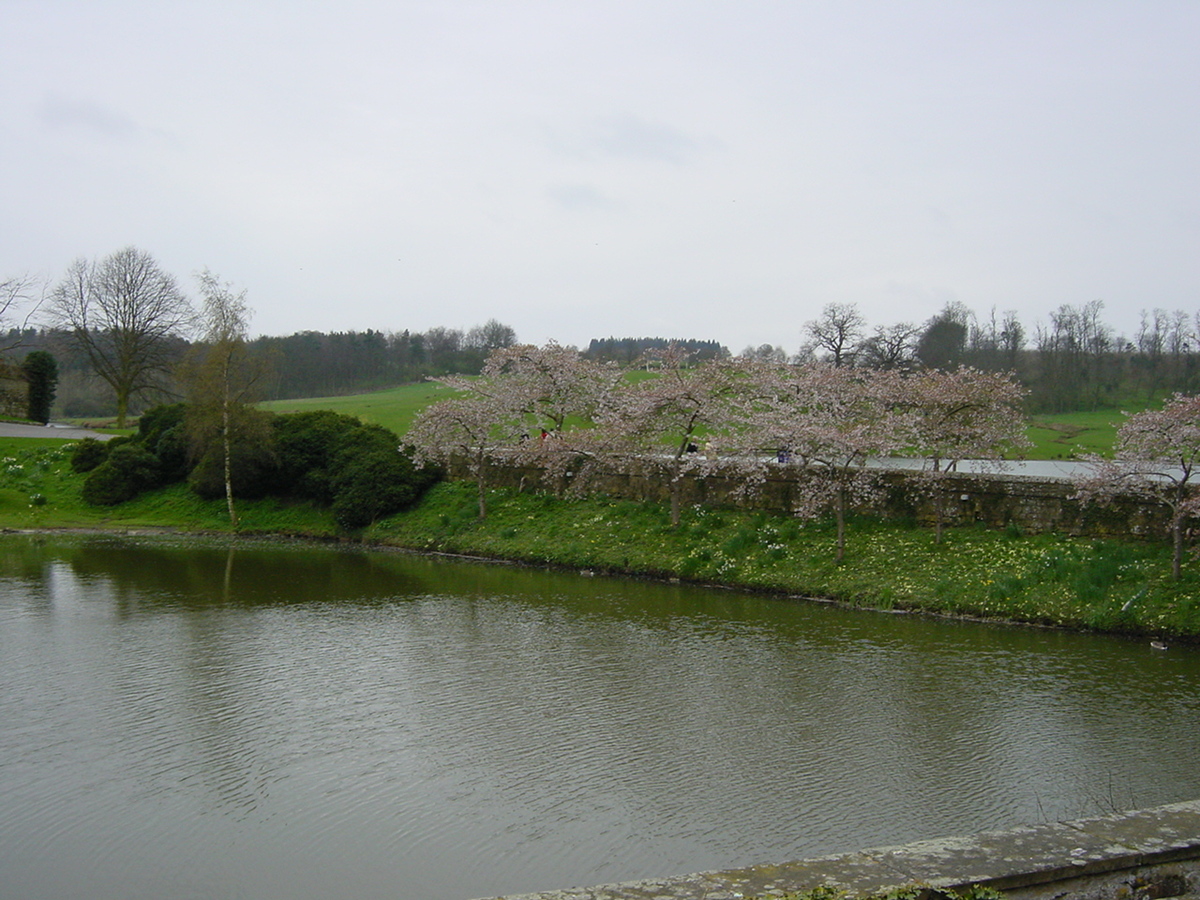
[2,534,1200,900]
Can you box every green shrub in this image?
[22,351,58,425]
[70,438,111,473]
[329,425,439,529]
[81,445,161,506]
[187,443,278,501]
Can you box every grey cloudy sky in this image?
[3,1,1197,352]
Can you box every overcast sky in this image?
[3,1,1197,353]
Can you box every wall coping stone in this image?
[471,800,1200,900]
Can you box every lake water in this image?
[2,534,1199,900]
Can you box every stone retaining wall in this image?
[471,800,1200,900]
[455,455,1169,540]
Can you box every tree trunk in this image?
[475,453,488,518]
[934,489,945,544]
[835,486,847,563]
[222,404,236,529]
[220,355,238,529]
[1173,518,1183,581]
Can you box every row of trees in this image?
[792,300,1200,413]
[405,343,1030,560]
[6,247,1200,423]
[3,247,523,420]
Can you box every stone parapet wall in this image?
[471,800,1200,900]
[453,455,1169,540]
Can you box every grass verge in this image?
[4,436,1196,639]
[367,481,1200,638]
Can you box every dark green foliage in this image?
[81,444,161,506]
[137,404,190,483]
[70,438,111,473]
[187,442,277,501]
[137,403,186,447]
[268,412,439,529]
[329,429,440,529]
[68,404,440,529]
[269,410,348,502]
[22,351,58,424]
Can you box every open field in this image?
[1025,410,1126,459]
[258,381,455,435]
[260,381,1133,459]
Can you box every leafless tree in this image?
[0,274,47,353]
[803,302,865,367]
[856,322,920,370]
[48,247,194,426]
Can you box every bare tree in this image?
[803,302,865,368]
[464,319,518,352]
[48,247,194,427]
[857,322,920,370]
[0,274,47,353]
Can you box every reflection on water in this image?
[2,534,1199,900]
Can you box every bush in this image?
[270,410,349,502]
[268,411,440,529]
[330,439,439,529]
[138,405,190,483]
[81,444,161,506]
[187,442,277,501]
[70,438,112,473]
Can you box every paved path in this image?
[0,422,115,440]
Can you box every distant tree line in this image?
[583,337,729,365]
[4,247,1200,421]
[786,300,1200,413]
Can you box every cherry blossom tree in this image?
[1074,394,1200,579]
[472,341,623,493]
[598,346,747,526]
[905,367,1030,541]
[405,393,514,519]
[730,363,913,561]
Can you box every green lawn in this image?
[1025,410,1126,459]
[258,381,456,435]
[259,381,1134,459]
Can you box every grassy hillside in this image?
[258,381,455,436]
[257,380,1129,459]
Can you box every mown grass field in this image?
[1025,410,1126,459]
[260,381,1131,459]
[258,381,455,436]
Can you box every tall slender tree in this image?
[181,270,271,528]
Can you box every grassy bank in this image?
[4,435,1197,639]
[367,481,1200,639]
[0,438,337,535]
